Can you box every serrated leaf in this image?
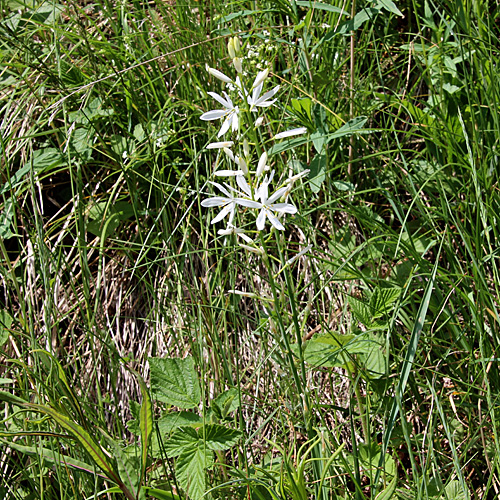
[176,443,213,500]
[348,295,373,326]
[369,287,401,320]
[204,424,241,451]
[149,357,201,409]
[163,427,199,458]
[158,412,203,435]
[212,388,240,418]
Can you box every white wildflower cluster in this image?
[199,36,309,247]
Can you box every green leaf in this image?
[30,404,123,487]
[369,287,401,319]
[375,0,404,16]
[309,153,327,193]
[326,116,368,140]
[295,1,345,13]
[137,374,152,492]
[158,411,203,435]
[163,426,199,458]
[211,388,240,419]
[204,424,241,451]
[149,357,201,409]
[1,439,109,480]
[109,442,144,500]
[375,472,397,500]
[143,487,181,500]
[0,310,13,347]
[176,443,213,500]
[336,8,380,34]
[25,148,66,174]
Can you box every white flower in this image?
[214,169,245,177]
[274,127,308,140]
[200,91,239,137]
[201,182,239,225]
[206,66,233,84]
[235,173,298,231]
[207,141,234,149]
[285,245,312,266]
[248,83,280,111]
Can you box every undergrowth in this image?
[0,0,499,499]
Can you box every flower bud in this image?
[243,139,250,157]
[236,155,248,175]
[254,116,264,128]
[256,151,267,178]
[233,36,241,56]
[233,57,243,74]
[228,38,236,59]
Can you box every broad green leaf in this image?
[149,357,201,409]
[204,424,241,451]
[25,148,66,173]
[296,1,345,13]
[360,337,387,379]
[442,480,469,500]
[211,388,240,419]
[109,442,144,500]
[163,426,199,457]
[2,440,109,480]
[151,412,203,458]
[374,471,397,500]
[376,0,403,16]
[336,8,380,35]
[326,116,368,140]
[30,404,122,487]
[267,136,308,155]
[158,411,203,435]
[176,443,213,500]
[348,295,372,326]
[369,287,401,319]
[309,153,327,193]
[0,310,13,347]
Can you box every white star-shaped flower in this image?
[235,172,298,231]
[200,91,239,137]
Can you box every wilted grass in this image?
[1,0,499,499]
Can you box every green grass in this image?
[1,0,499,499]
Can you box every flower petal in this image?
[267,186,288,204]
[201,110,227,121]
[208,91,232,109]
[214,169,245,177]
[207,67,233,84]
[274,127,308,139]
[207,141,234,149]
[255,85,280,106]
[235,198,261,209]
[267,210,285,230]
[271,202,298,214]
[201,196,230,207]
[256,209,266,231]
